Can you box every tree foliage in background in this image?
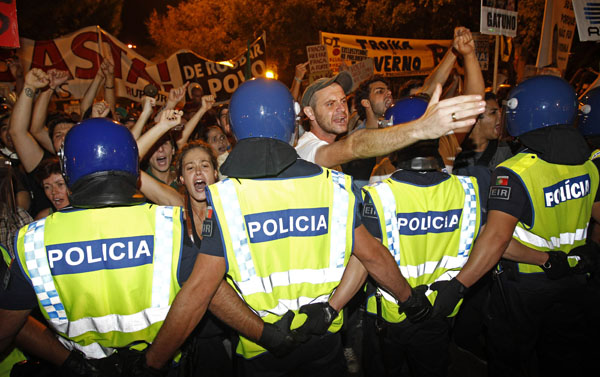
[148,0,497,82]
[17,0,124,40]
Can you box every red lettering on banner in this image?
[156,61,173,91]
[71,32,101,79]
[30,40,71,73]
[100,34,126,79]
[126,58,158,86]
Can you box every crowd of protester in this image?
[0,25,599,377]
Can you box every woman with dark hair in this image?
[138,112,232,376]
[33,157,70,219]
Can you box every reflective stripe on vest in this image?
[23,207,175,358]
[373,182,400,265]
[375,176,476,301]
[216,171,349,317]
[513,226,587,250]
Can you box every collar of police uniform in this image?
[220,138,299,178]
[518,124,590,165]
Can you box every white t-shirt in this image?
[295,131,329,164]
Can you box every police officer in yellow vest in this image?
[359,97,482,376]
[0,116,204,376]
[142,78,431,377]
[432,75,600,377]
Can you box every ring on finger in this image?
[451,112,457,121]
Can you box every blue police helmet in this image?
[504,75,577,137]
[578,87,600,136]
[62,118,139,188]
[384,96,428,125]
[229,78,297,143]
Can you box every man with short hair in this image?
[296,71,484,169]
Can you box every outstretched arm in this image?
[30,69,70,154]
[137,109,182,159]
[290,62,308,102]
[8,69,50,173]
[145,254,226,369]
[311,85,485,168]
[80,66,105,115]
[176,94,215,149]
[100,58,117,119]
[139,171,184,206]
[130,96,156,140]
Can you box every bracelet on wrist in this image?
[105,85,115,89]
[294,76,302,83]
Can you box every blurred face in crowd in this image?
[218,108,231,134]
[149,139,174,174]
[0,122,14,150]
[478,98,502,141]
[206,126,230,156]
[368,81,393,117]
[179,147,218,202]
[309,83,349,140]
[52,122,74,154]
[43,173,69,210]
[191,87,203,105]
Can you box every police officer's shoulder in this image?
[277,158,323,178]
[390,169,450,187]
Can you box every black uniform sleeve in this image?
[487,167,533,226]
[593,159,600,202]
[360,191,383,239]
[0,260,38,310]
[350,181,363,228]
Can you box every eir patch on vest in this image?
[489,185,511,200]
[362,203,378,219]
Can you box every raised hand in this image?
[24,68,50,89]
[295,62,309,81]
[157,109,183,130]
[91,101,111,118]
[142,96,156,114]
[415,84,484,139]
[200,95,216,112]
[168,82,190,104]
[453,27,475,57]
[48,69,69,90]
[99,58,115,79]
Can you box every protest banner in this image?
[319,31,451,77]
[480,0,518,37]
[339,58,375,91]
[572,0,600,42]
[536,0,577,73]
[0,0,18,48]
[12,26,267,104]
[306,44,329,73]
[473,33,490,71]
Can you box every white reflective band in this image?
[513,225,588,249]
[216,179,255,282]
[237,267,345,296]
[57,336,115,359]
[151,206,174,308]
[255,294,330,318]
[373,182,400,265]
[398,255,467,279]
[56,306,170,338]
[330,171,349,269]
[24,219,68,322]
